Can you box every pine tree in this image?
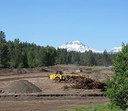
[0,31,9,68]
[106,44,128,111]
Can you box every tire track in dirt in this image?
[0,93,106,101]
[0,76,48,81]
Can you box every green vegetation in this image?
[0,31,116,68]
[61,104,120,111]
[106,44,128,111]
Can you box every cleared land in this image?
[0,65,113,111]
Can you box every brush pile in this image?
[73,77,107,91]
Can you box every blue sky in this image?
[0,0,128,51]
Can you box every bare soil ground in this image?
[0,65,113,111]
[0,97,109,111]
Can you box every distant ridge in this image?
[109,47,122,53]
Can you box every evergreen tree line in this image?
[0,31,115,68]
[57,48,115,66]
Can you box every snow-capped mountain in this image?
[59,40,122,53]
[109,47,122,53]
[59,41,101,53]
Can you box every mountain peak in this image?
[59,40,100,53]
[65,41,83,45]
[71,40,82,44]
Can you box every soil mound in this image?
[3,80,42,93]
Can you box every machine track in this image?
[0,93,105,101]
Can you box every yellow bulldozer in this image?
[49,71,84,82]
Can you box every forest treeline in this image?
[0,31,115,68]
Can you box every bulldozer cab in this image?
[56,71,63,75]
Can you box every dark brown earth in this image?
[2,80,42,93]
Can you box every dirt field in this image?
[0,65,112,111]
[0,97,109,111]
